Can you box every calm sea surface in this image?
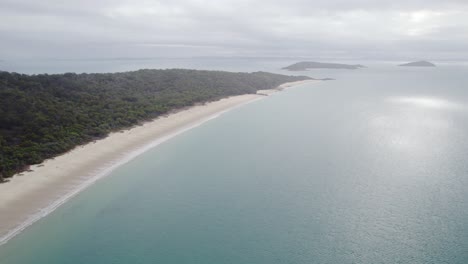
[1,59,468,263]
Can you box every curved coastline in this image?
[0,80,315,246]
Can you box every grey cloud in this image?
[1,0,468,60]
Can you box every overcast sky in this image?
[1,0,468,61]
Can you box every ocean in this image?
[1,59,468,263]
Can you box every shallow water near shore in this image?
[2,62,468,263]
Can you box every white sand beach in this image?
[0,80,314,245]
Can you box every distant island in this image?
[283,61,365,71]
[0,69,311,180]
[399,61,436,67]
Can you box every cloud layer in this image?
[1,0,468,60]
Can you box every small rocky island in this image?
[399,60,436,67]
[283,61,365,71]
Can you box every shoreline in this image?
[0,79,314,246]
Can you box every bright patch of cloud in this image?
[1,0,468,59]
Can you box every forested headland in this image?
[0,69,310,180]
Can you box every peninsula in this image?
[0,69,310,180]
[399,60,436,67]
[282,61,365,71]
[0,68,315,245]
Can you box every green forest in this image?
[0,69,310,180]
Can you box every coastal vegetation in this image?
[0,69,310,180]
[283,61,365,71]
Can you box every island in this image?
[0,69,311,181]
[399,60,436,67]
[282,61,365,71]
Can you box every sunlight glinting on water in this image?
[369,96,460,155]
[387,96,464,110]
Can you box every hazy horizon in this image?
[2,0,468,61]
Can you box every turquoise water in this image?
[2,63,468,263]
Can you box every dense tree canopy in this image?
[0,69,310,180]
